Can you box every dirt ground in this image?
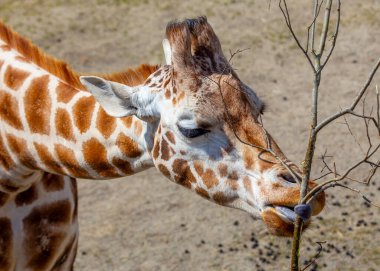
[1,0,380,270]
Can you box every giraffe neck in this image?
[0,40,157,193]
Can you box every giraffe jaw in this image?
[260,205,311,237]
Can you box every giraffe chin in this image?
[261,206,311,237]
[260,182,326,236]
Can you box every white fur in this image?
[80,76,161,121]
[162,39,172,65]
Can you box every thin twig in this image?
[278,0,315,72]
[315,57,380,133]
[306,0,324,53]
[321,0,341,68]
[376,85,379,130]
[301,241,326,271]
[317,0,333,56]
[341,115,366,155]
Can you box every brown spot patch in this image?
[134,120,143,136]
[15,55,29,63]
[121,116,133,128]
[164,89,171,99]
[0,191,9,207]
[55,144,90,178]
[228,171,239,180]
[193,161,204,176]
[96,107,116,139]
[145,78,152,85]
[243,149,255,170]
[112,157,133,175]
[56,82,77,103]
[0,91,23,130]
[83,138,118,177]
[55,108,75,141]
[6,134,37,169]
[4,65,30,90]
[0,181,19,193]
[116,133,142,158]
[158,164,170,178]
[15,184,38,206]
[195,186,209,199]
[163,78,170,88]
[201,169,219,189]
[243,176,252,192]
[165,131,175,144]
[213,192,237,205]
[53,235,75,269]
[0,217,13,270]
[34,142,63,174]
[0,133,14,170]
[24,75,51,134]
[152,140,160,159]
[41,173,65,192]
[160,139,170,161]
[177,91,185,102]
[72,96,95,134]
[225,179,239,191]
[23,200,72,270]
[172,159,196,188]
[218,164,228,177]
[153,69,162,77]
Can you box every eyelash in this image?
[177,125,210,138]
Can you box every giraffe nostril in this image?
[279,173,297,184]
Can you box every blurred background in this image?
[1,0,380,270]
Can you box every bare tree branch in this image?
[275,1,380,270]
[278,0,315,72]
[306,0,324,54]
[321,0,341,68]
[315,57,380,133]
[317,0,333,57]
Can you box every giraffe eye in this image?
[177,125,210,138]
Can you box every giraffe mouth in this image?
[272,205,298,223]
[264,204,312,223]
[261,205,312,236]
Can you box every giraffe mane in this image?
[0,21,159,89]
[97,64,159,87]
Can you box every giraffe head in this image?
[80,17,325,236]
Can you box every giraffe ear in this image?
[80,76,160,121]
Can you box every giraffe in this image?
[0,17,325,270]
